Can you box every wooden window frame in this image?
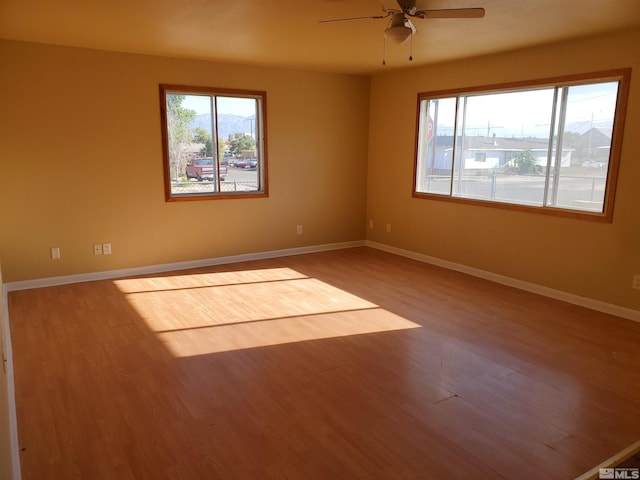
[412,69,631,222]
[160,84,268,202]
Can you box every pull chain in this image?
[382,36,386,66]
[382,32,415,65]
[409,33,413,61]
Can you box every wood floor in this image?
[8,247,640,479]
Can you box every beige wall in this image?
[1,29,639,314]
[1,27,639,480]
[0,40,370,282]
[366,28,640,311]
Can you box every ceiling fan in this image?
[320,0,485,63]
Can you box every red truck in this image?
[185,158,228,182]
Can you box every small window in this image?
[413,70,630,221]
[160,85,268,201]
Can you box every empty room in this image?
[1,0,639,479]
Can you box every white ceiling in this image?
[1,0,639,74]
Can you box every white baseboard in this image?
[1,238,638,480]
[2,289,21,480]
[365,240,640,323]
[574,439,640,480]
[2,240,364,480]
[4,241,366,292]
[6,239,638,322]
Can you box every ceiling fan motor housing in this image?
[385,12,413,44]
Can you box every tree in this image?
[217,138,226,162]
[193,128,226,161]
[227,132,256,157]
[514,149,542,174]
[166,95,196,180]
[193,128,213,157]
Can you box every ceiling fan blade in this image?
[414,7,485,19]
[319,14,389,23]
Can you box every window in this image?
[160,85,268,201]
[413,70,630,221]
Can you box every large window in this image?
[413,70,630,221]
[160,85,268,201]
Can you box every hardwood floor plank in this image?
[8,247,640,479]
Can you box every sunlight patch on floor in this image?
[114,267,420,356]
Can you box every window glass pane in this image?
[452,89,555,206]
[217,96,261,194]
[415,97,456,195]
[547,82,618,212]
[166,94,213,196]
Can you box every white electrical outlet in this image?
[296,225,303,235]
[50,247,60,260]
[386,224,391,233]
[633,274,640,290]
[93,244,103,255]
[103,243,112,255]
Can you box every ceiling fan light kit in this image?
[320,0,485,64]
[384,25,413,44]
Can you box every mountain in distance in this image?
[191,114,257,139]
[193,114,609,141]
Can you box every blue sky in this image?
[424,81,618,138]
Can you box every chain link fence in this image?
[423,173,606,211]
[171,179,259,195]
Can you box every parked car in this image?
[221,153,234,165]
[234,159,258,170]
[581,160,602,169]
[185,158,228,181]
